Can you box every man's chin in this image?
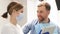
[39,19,43,21]
[38,18,44,22]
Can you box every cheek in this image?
[15,12,20,16]
[37,13,40,17]
[37,13,42,18]
[37,13,46,18]
[43,13,48,18]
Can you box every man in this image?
[23,2,60,34]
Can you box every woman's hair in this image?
[2,2,23,18]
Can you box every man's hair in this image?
[38,2,51,11]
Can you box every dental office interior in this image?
[0,0,60,34]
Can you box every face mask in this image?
[16,13,24,22]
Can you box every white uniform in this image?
[1,21,23,34]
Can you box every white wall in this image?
[0,0,11,34]
[58,11,60,27]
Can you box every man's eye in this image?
[21,11,23,13]
[40,11,43,13]
[37,11,43,13]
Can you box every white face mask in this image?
[16,13,24,22]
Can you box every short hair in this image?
[38,2,51,11]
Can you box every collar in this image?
[35,18,50,25]
[38,18,50,23]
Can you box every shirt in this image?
[23,19,60,34]
[1,21,23,34]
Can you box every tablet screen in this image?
[41,26,55,34]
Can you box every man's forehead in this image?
[38,6,46,9]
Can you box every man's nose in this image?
[37,13,41,16]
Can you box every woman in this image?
[1,2,24,34]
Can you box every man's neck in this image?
[43,18,49,23]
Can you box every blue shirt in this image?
[23,19,60,34]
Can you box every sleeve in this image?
[22,19,37,34]
[1,26,15,34]
[53,26,60,34]
[53,27,58,34]
[22,23,32,34]
[17,24,24,34]
[58,27,60,34]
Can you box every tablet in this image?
[41,26,55,34]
